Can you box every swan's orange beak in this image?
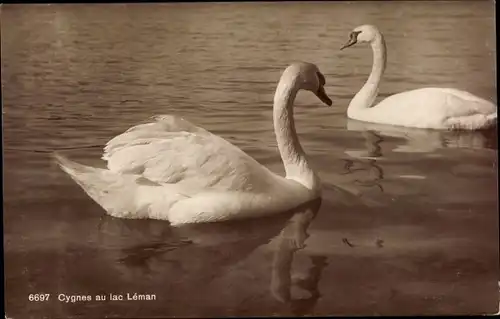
[315,86,332,106]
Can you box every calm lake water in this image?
[2,2,498,317]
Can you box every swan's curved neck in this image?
[273,79,318,191]
[348,33,387,115]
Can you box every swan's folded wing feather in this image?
[380,88,495,120]
[440,89,496,117]
[102,115,209,160]
[102,115,275,191]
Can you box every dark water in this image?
[2,2,498,317]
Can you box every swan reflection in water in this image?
[346,119,498,155]
[338,128,386,198]
[94,197,326,316]
[269,198,329,315]
[341,118,497,199]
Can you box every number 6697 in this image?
[28,294,50,302]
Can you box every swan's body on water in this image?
[341,24,497,130]
[54,62,332,226]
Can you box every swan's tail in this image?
[53,152,101,184]
[53,152,142,218]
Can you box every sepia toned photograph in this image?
[2,1,498,318]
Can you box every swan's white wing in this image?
[369,88,496,128]
[102,115,277,192]
[435,88,496,117]
[378,88,494,115]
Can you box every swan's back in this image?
[102,115,280,192]
[358,87,497,130]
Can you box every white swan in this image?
[54,62,333,226]
[340,24,497,130]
